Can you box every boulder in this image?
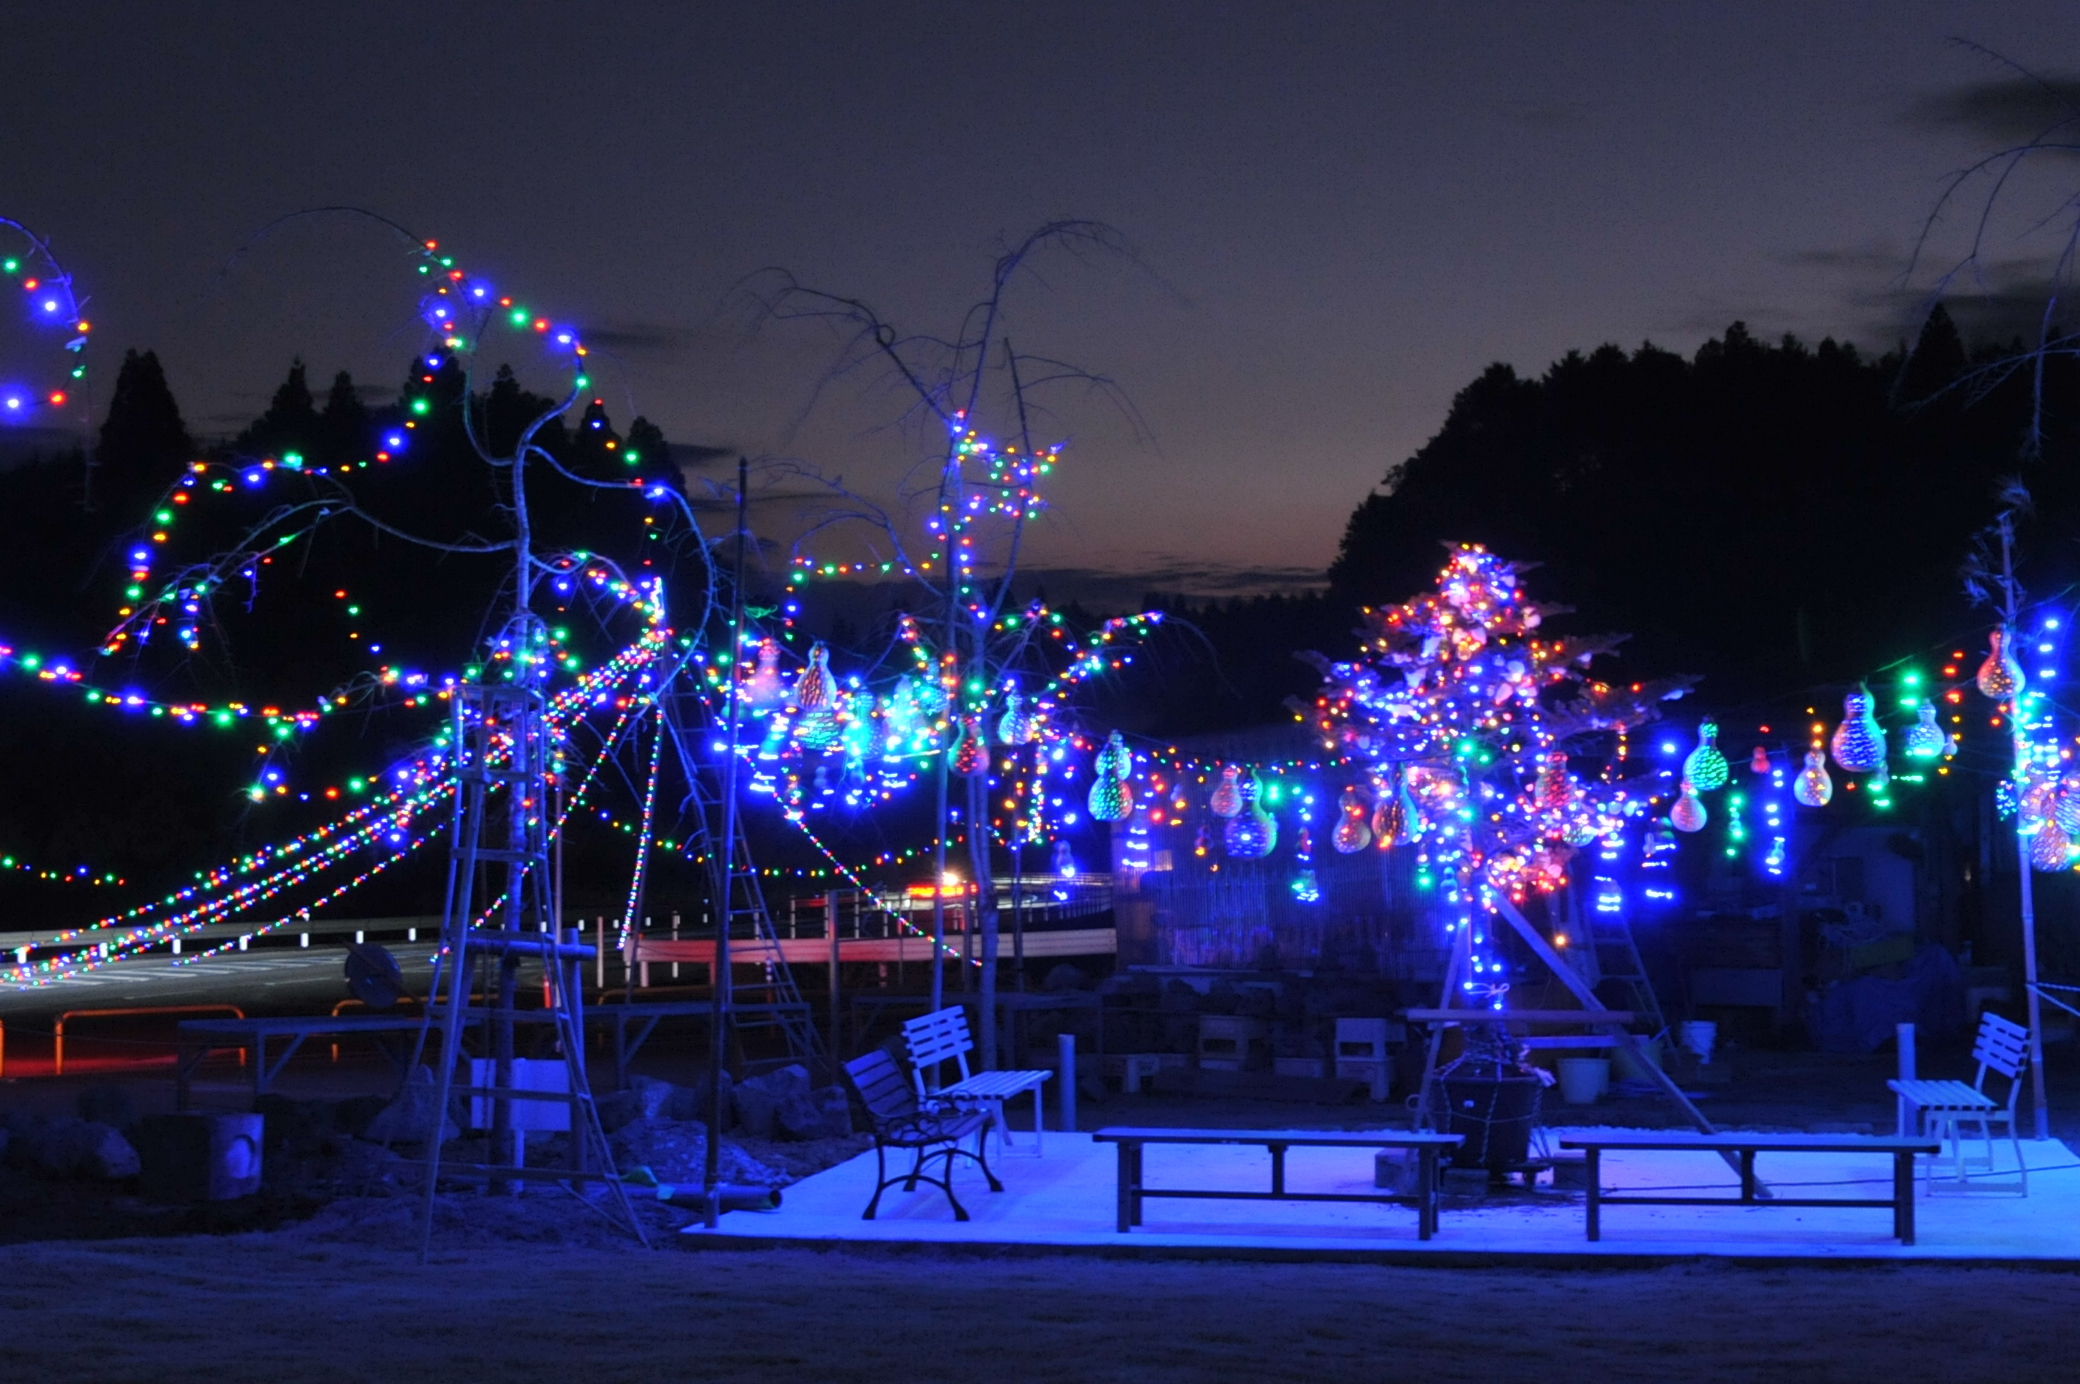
[733,1064,811,1139]
[777,1084,854,1140]
[19,1119,141,1179]
[594,1089,643,1134]
[1042,963,1089,993]
[364,1068,460,1145]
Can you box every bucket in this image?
[1609,1034,1665,1082]
[1681,1020,1718,1065]
[1556,1057,1609,1105]
[1438,1065,1541,1170]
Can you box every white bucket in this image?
[1557,1057,1610,1105]
[1681,1020,1718,1065]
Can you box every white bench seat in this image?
[903,1006,1053,1156]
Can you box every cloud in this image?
[578,321,703,356]
[1004,561,1328,610]
[1904,73,2080,144]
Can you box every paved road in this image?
[0,942,481,1021]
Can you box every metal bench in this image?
[841,1048,1002,1221]
[903,1006,1052,1156]
[1558,1132,1941,1244]
[1091,1127,1466,1240]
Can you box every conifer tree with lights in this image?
[1301,544,1695,1004]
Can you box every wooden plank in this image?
[1093,1126,1463,1147]
[1559,1134,1938,1153]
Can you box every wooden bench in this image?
[904,1006,1053,1156]
[841,1048,1002,1221]
[1091,1128,1466,1240]
[1558,1132,1941,1244]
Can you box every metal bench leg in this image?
[1114,1140,1133,1232]
[1419,1146,1439,1241]
[1896,1151,1915,1244]
[1585,1147,1601,1242]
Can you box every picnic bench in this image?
[1558,1132,1941,1244]
[1091,1128,1466,1240]
[841,1048,1002,1220]
[904,1006,1053,1156]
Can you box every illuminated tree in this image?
[1301,543,1693,1003]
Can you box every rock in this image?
[334,1094,389,1138]
[629,1075,681,1120]
[364,1068,460,1145]
[778,1085,853,1140]
[27,1120,142,1179]
[733,1064,811,1139]
[76,1084,139,1131]
[594,1089,643,1134]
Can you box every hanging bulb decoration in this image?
[2033,818,2073,872]
[2055,773,2080,838]
[951,714,990,778]
[741,637,785,709]
[1644,818,1678,859]
[1223,770,1278,858]
[1373,769,1419,848]
[1534,752,1572,813]
[1794,748,1834,807]
[1086,730,1134,822]
[756,711,791,762]
[1682,720,1730,791]
[1868,758,1891,794]
[1289,868,1321,903]
[1052,837,1077,878]
[1209,764,1244,818]
[1331,789,1373,854]
[792,644,840,751]
[1669,781,1708,833]
[1977,626,2025,701]
[1192,823,1212,858]
[996,687,1039,745]
[1750,745,1771,775]
[1901,701,1946,760]
[1828,685,1886,773]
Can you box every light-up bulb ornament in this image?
[2032,818,2073,872]
[1977,627,2025,701]
[951,714,989,778]
[1794,749,1833,807]
[1372,769,1419,848]
[2055,774,2080,838]
[1053,838,1076,878]
[1828,686,1886,774]
[1644,819,1678,858]
[1087,731,1134,822]
[1209,764,1243,818]
[1223,771,1278,858]
[792,643,840,751]
[996,688,1039,745]
[1669,781,1707,833]
[1750,745,1771,775]
[1901,701,1946,760]
[742,638,785,710]
[1331,789,1373,854]
[1534,752,1571,814]
[1290,868,1321,903]
[1683,720,1730,791]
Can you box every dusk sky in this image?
[4,2,2077,601]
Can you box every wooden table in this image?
[1092,1127,1465,1239]
[1559,1132,1942,1244]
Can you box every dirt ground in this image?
[6,1041,2080,1379]
[4,1222,2078,1383]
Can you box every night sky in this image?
[3,2,2074,601]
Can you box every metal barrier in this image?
[53,1004,246,1075]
